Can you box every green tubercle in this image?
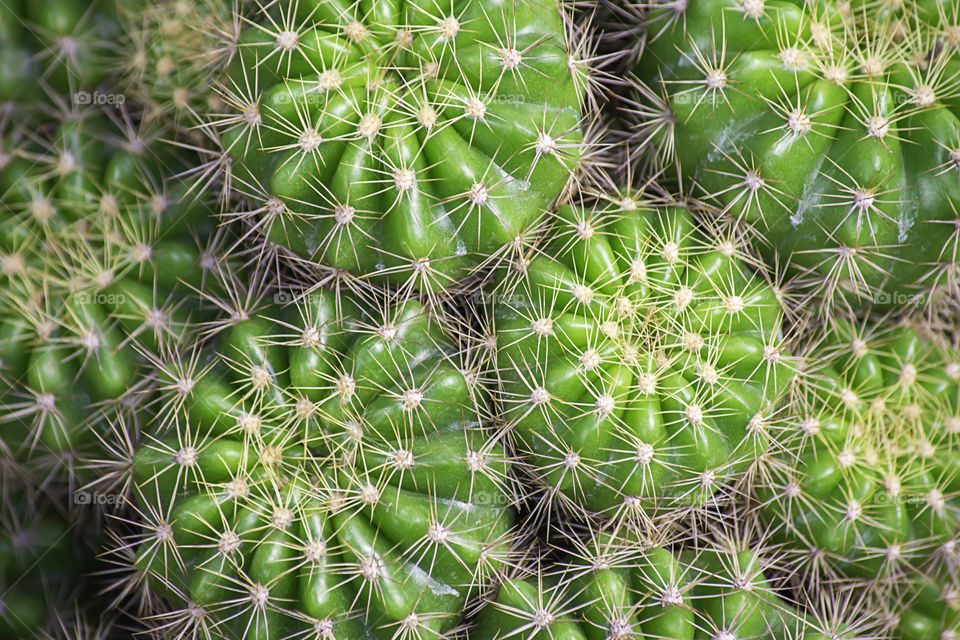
[0,109,227,490]
[755,316,960,639]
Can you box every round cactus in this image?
[754,316,960,639]
[126,285,518,639]
[0,0,118,107]
[211,0,587,292]
[0,109,226,489]
[472,521,874,640]
[630,0,960,310]
[485,192,795,523]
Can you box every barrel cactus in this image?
[485,192,795,524]
[473,521,875,640]
[210,0,587,292]
[0,109,225,490]
[124,285,518,639]
[755,316,960,639]
[630,0,960,310]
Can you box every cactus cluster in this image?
[1,0,959,639]
[0,109,227,493]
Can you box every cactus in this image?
[0,488,108,638]
[628,0,960,311]
[484,192,795,525]
[117,0,237,130]
[0,108,226,492]
[754,316,960,639]
[0,0,118,108]
[4,1,960,636]
[123,284,519,639]
[473,519,876,640]
[206,0,588,292]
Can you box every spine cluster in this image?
[0,1,958,639]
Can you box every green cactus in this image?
[0,0,118,107]
[117,0,236,129]
[485,193,795,523]
[0,109,226,489]
[210,0,587,292]
[755,316,960,640]
[473,521,875,640]
[124,285,518,639]
[0,489,106,639]
[630,0,960,310]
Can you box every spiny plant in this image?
[116,280,520,640]
[204,0,594,294]
[0,0,118,108]
[0,487,109,639]
[472,516,879,640]
[117,0,239,130]
[0,106,229,495]
[482,189,796,527]
[753,315,960,639]
[626,0,960,312]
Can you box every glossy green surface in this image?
[636,0,960,307]
[220,0,583,291]
[131,291,516,640]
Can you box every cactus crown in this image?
[756,315,960,638]
[193,0,591,292]
[122,282,520,640]
[484,190,796,527]
[117,0,238,127]
[626,0,960,311]
[0,108,226,491]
